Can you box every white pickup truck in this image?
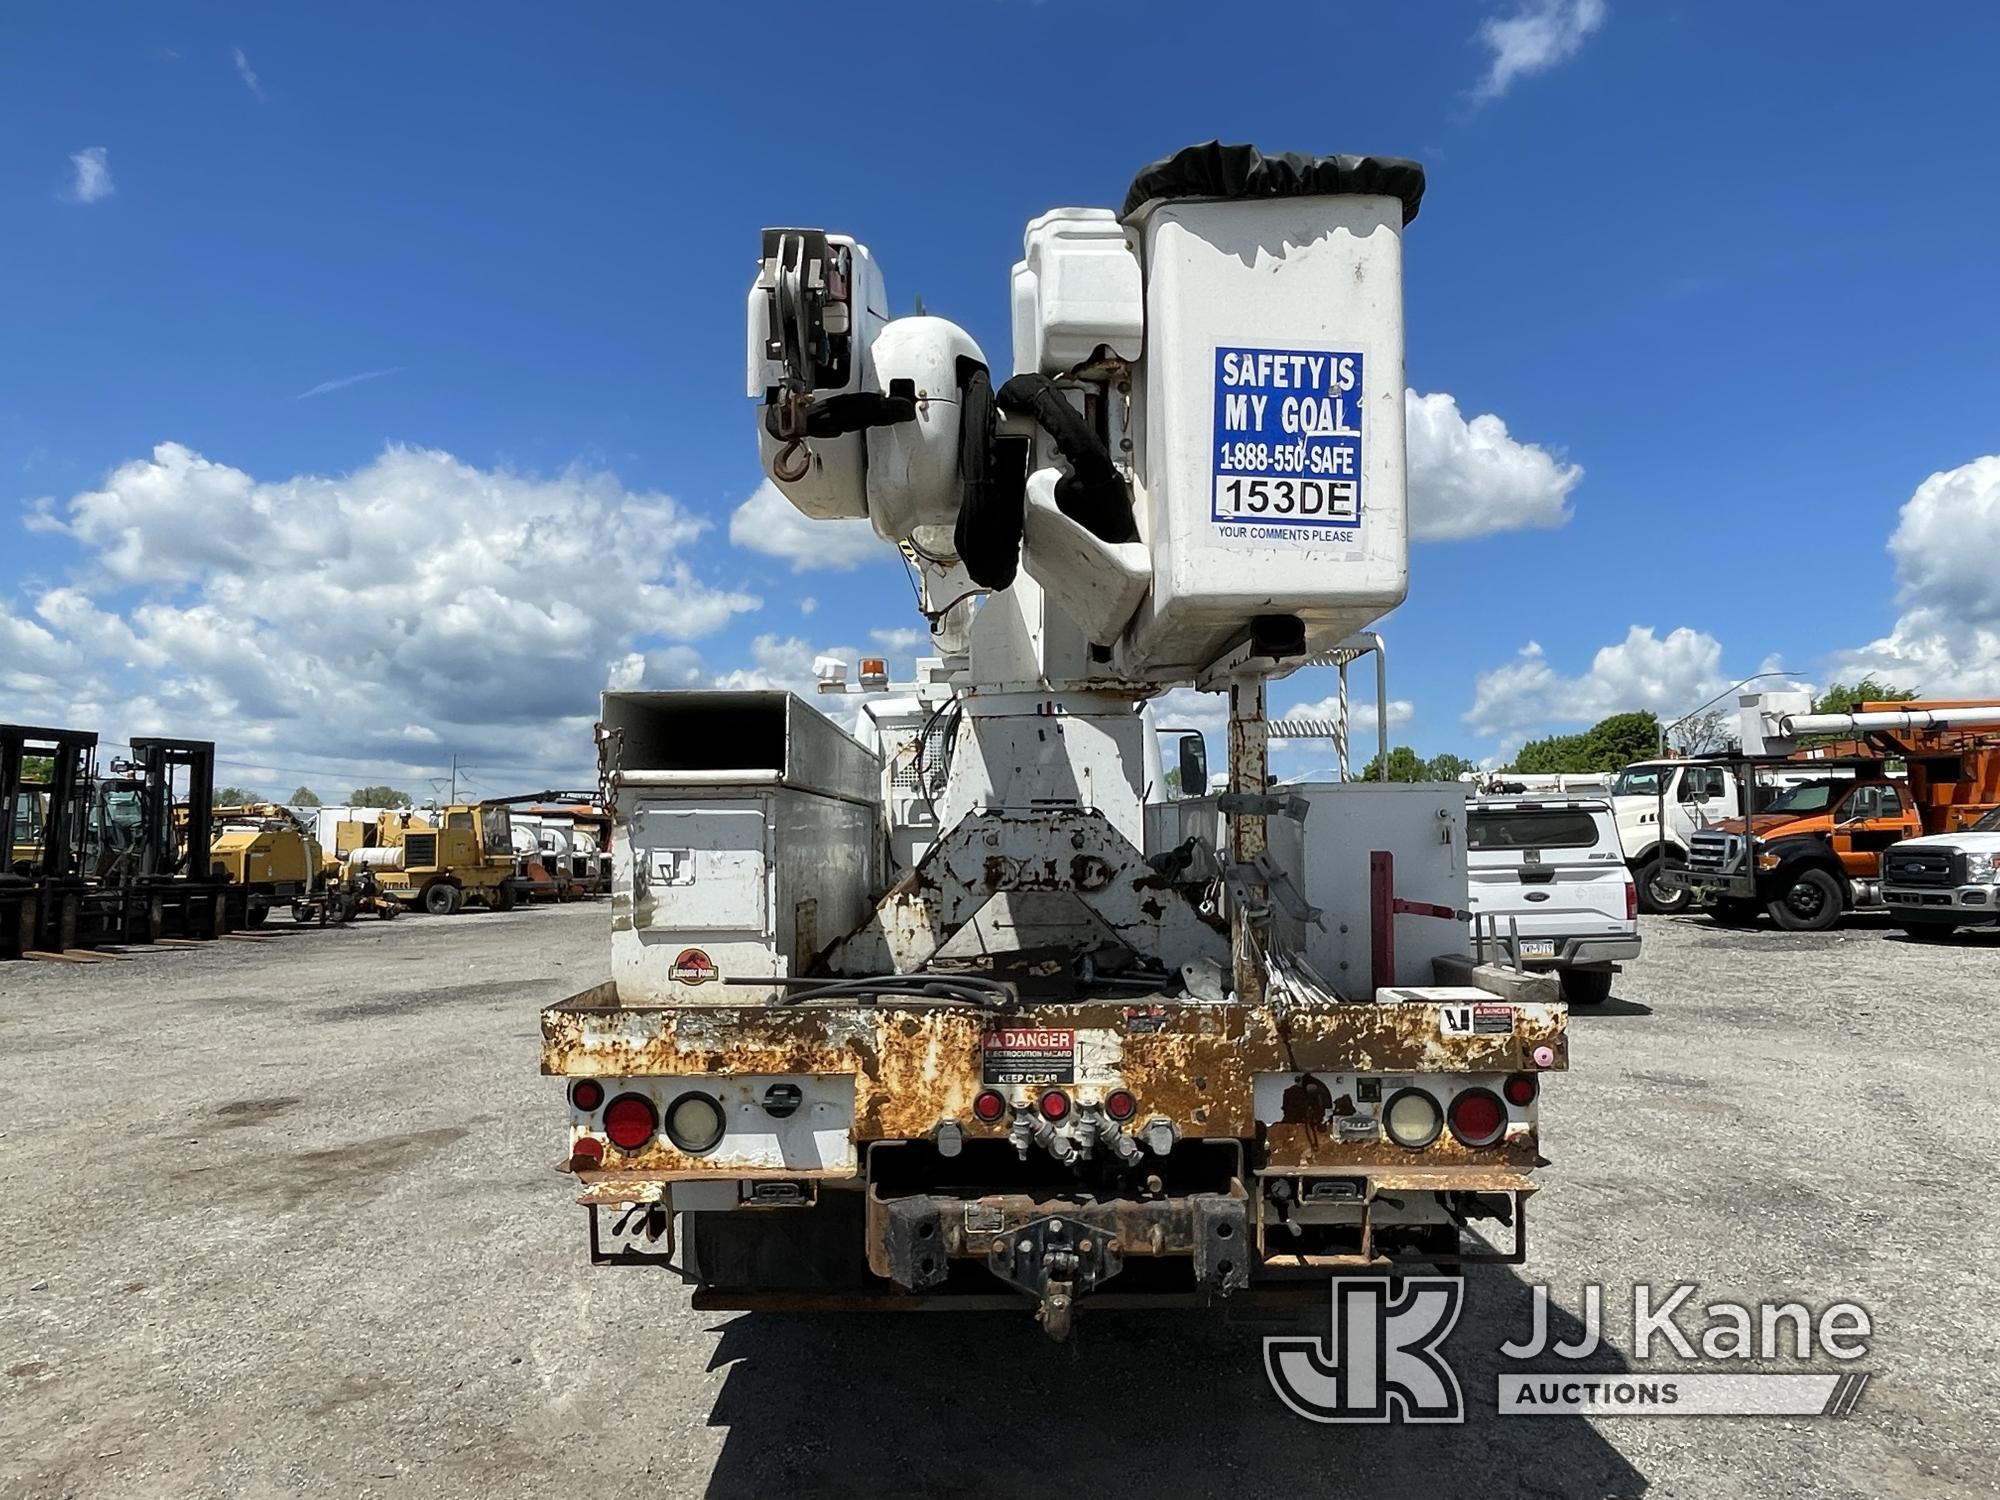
[1466,795,1640,1005]
[1881,806,2000,936]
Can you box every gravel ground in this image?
[2,905,1996,1499]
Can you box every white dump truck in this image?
[540,143,1567,1337]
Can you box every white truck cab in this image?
[1610,760,1739,913]
[1466,795,1639,1005]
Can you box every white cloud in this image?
[799,597,818,615]
[728,480,881,572]
[15,442,758,789]
[710,634,891,711]
[1464,626,1729,740]
[1271,695,1415,743]
[296,367,400,401]
[64,147,114,204]
[1827,454,2000,694]
[870,626,925,653]
[232,46,266,100]
[1150,686,1229,743]
[1471,0,1608,102]
[1,607,78,694]
[1406,390,1580,540]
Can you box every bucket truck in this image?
[1675,694,2000,930]
[540,143,1568,1337]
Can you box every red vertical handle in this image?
[1370,849,1394,995]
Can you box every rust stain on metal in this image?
[542,996,1567,1153]
[1263,1121,1539,1171]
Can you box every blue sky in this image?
[4,2,1998,798]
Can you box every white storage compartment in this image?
[1124,193,1411,674]
[602,692,881,1004]
[1265,781,1466,993]
[1010,209,1145,377]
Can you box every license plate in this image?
[1516,940,1557,959]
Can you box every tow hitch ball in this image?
[989,1215,1119,1343]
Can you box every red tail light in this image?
[569,1079,605,1112]
[1104,1089,1137,1122]
[1447,1088,1506,1147]
[972,1089,1007,1123]
[568,1137,604,1169]
[1503,1074,1538,1106]
[1625,880,1638,920]
[603,1093,658,1151]
[1038,1089,1071,1120]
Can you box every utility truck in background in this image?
[1674,695,2000,931]
[541,143,1569,1338]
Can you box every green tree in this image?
[23,755,53,783]
[349,785,413,809]
[1812,678,1918,715]
[1581,711,1661,771]
[214,785,257,806]
[1423,752,1477,782]
[1358,745,1431,782]
[290,786,322,806]
[1510,731,1590,774]
[1508,712,1662,774]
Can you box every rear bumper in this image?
[1493,933,1640,969]
[1543,935,1640,968]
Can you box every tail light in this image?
[972,1089,1007,1123]
[569,1078,605,1113]
[1503,1074,1538,1106]
[1103,1089,1137,1122]
[1447,1088,1507,1148]
[1038,1089,1071,1120]
[568,1137,604,1169]
[664,1091,726,1154]
[1625,879,1638,920]
[1383,1088,1443,1149]
[603,1093,658,1151]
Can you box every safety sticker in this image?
[981,1026,1076,1085]
[1440,1003,1515,1036]
[1211,346,1362,540]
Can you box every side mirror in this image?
[1177,733,1208,799]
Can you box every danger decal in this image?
[981,1026,1076,1086]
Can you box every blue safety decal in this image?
[1211,346,1362,539]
